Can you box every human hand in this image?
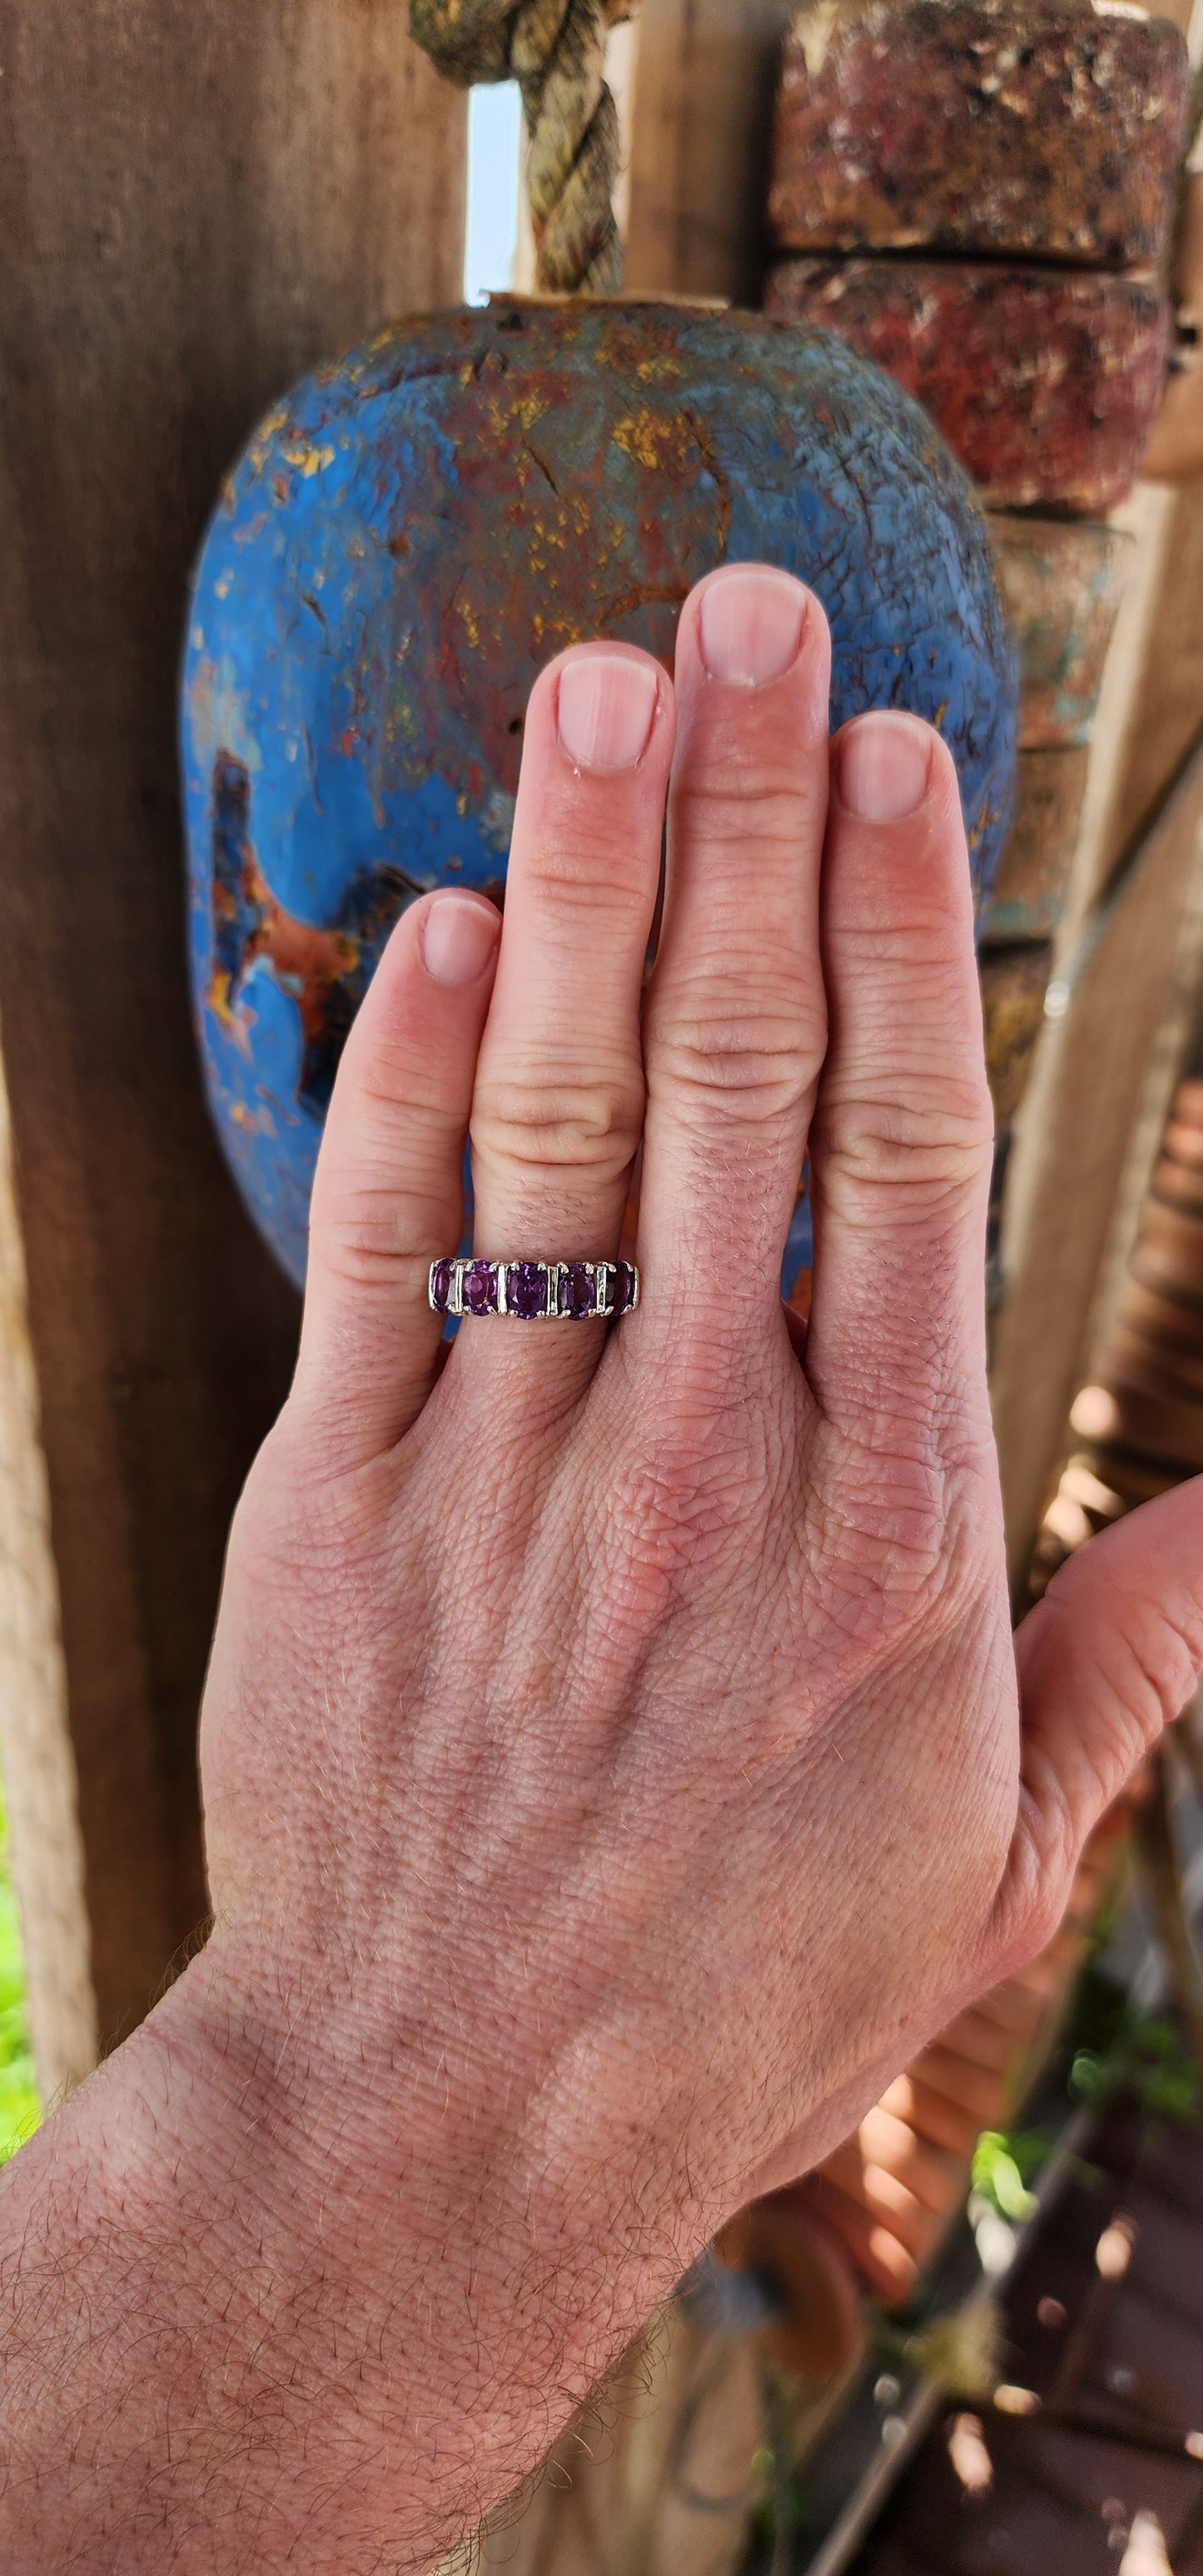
[192,558,1203,2552]
[7,564,1201,2574]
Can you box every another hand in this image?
[6,564,1202,2573]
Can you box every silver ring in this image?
[429,1256,639,1321]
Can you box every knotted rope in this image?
[411,0,633,293]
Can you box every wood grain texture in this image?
[992,729,1203,1590]
[0,1,465,2052]
[768,0,1190,267]
[1141,153,1203,484]
[624,0,793,300]
[0,1027,97,2104]
[992,457,1203,1589]
[1079,487,1203,895]
[764,257,1171,513]
[981,943,1056,1128]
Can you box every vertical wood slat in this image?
[991,704,1203,1591]
[990,479,1203,1591]
[0,1,466,2087]
[0,1032,97,2101]
[624,0,793,302]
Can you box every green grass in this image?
[0,1775,38,2163]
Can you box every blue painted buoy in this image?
[182,298,1017,1289]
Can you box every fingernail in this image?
[698,565,808,686]
[557,650,659,770]
[420,892,500,987]
[838,712,932,820]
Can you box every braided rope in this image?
[411,0,632,293]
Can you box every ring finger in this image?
[460,640,674,1405]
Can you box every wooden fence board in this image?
[0,1031,97,2101]
[0,0,466,2081]
[992,723,1203,1594]
[624,0,793,301]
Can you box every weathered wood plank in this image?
[0,0,466,2061]
[0,1029,97,2106]
[1145,148,1203,486]
[981,942,1056,1129]
[991,729,1203,1591]
[624,0,793,301]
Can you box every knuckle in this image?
[228,1419,384,1593]
[812,1438,948,1605]
[814,1078,992,1222]
[654,988,825,1132]
[1023,1867,1076,1968]
[311,1175,452,1293]
[474,1058,644,1181]
[674,769,816,853]
[523,810,654,912]
[807,1434,1002,1670]
[604,1404,778,1613]
[995,1817,1076,1979]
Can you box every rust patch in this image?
[210,752,418,1114]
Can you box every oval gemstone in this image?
[464,1260,498,1316]
[559,1264,595,1320]
[506,1261,547,1319]
[430,1259,453,1314]
[614,1262,635,1315]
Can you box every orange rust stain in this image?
[212,843,356,1066]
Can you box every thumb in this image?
[1002,1476,1203,1960]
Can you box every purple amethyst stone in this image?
[506,1261,547,1320]
[614,1262,635,1315]
[464,1259,498,1316]
[430,1259,453,1315]
[559,1263,595,1320]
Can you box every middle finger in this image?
[639,565,832,1364]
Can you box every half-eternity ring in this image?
[429,1256,639,1321]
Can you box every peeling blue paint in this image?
[182,299,1018,1290]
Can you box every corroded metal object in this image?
[769,0,1190,268]
[182,298,1017,1286]
[765,258,1171,512]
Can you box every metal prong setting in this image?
[428,1256,639,1320]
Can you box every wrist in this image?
[149,1936,674,2554]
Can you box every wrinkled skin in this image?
[4,565,1202,2575]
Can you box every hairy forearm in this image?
[0,1943,689,2573]
[0,1953,517,2572]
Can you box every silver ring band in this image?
[429,1256,639,1321]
